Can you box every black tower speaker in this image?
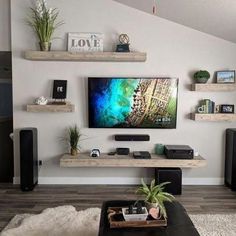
[225,128,236,191]
[155,168,182,195]
[20,128,38,191]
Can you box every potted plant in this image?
[27,0,64,51]
[67,125,82,156]
[194,70,210,83]
[136,179,175,219]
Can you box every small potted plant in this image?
[27,0,64,51]
[66,125,82,156]
[136,179,175,219]
[194,70,210,83]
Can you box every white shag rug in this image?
[1,205,236,236]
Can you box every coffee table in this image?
[98,200,200,236]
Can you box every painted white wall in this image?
[0,0,11,51]
[11,0,236,185]
[115,0,236,44]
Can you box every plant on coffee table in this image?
[136,179,175,219]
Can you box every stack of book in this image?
[198,99,215,113]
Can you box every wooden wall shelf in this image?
[24,51,147,62]
[26,103,75,113]
[191,83,236,92]
[60,153,206,168]
[191,113,236,121]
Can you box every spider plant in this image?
[136,179,175,219]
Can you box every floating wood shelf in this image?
[24,51,147,62]
[26,103,75,113]
[191,83,236,92]
[191,113,236,121]
[60,153,206,168]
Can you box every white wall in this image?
[11,0,236,185]
[0,0,10,51]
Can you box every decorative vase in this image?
[145,202,159,210]
[195,77,209,83]
[71,148,78,156]
[39,42,51,51]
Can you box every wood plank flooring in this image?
[0,184,236,231]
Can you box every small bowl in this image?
[122,207,148,221]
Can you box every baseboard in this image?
[13,177,224,185]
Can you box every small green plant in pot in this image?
[136,179,175,219]
[27,0,64,51]
[194,70,210,83]
[67,125,82,156]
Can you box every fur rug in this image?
[1,206,236,236]
[0,206,101,236]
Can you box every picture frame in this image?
[216,70,235,83]
[68,33,103,52]
[52,80,67,100]
[220,104,234,114]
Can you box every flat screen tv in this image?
[88,77,178,128]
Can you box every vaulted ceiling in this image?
[114,0,236,44]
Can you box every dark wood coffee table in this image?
[98,200,200,236]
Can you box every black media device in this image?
[116,148,130,155]
[88,77,178,129]
[133,151,151,159]
[225,128,236,191]
[164,145,193,159]
[115,134,150,141]
[155,168,182,195]
[20,128,38,191]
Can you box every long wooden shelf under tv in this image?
[191,83,236,92]
[60,153,206,168]
[24,51,147,62]
[26,103,75,112]
[191,113,236,121]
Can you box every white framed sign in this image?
[68,33,104,52]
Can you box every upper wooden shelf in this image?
[26,103,75,113]
[24,51,147,62]
[191,113,236,121]
[60,153,206,168]
[191,83,236,92]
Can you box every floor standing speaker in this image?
[20,128,38,191]
[155,168,182,195]
[225,128,236,191]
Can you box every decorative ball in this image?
[35,96,48,105]
[119,34,130,44]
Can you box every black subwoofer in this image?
[225,128,236,191]
[155,168,182,195]
[20,128,38,191]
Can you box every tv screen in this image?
[88,77,178,128]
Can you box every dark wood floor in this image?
[0,184,236,231]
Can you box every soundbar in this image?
[114,134,150,141]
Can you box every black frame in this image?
[220,104,234,114]
[52,80,67,99]
[216,70,235,84]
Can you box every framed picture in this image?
[220,104,234,113]
[68,33,103,52]
[52,80,67,99]
[216,70,235,83]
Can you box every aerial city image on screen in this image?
[89,77,178,128]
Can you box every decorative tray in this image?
[107,207,167,228]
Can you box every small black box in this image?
[164,145,193,159]
[133,151,151,159]
[116,148,130,155]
